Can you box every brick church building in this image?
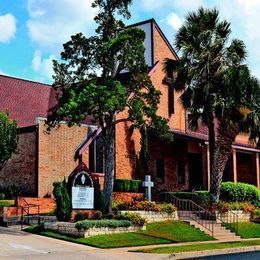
[0,19,259,198]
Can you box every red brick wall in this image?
[38,120,90,197]
[152,24,186,132]
[115,110,141,180]
[0,127,37,196]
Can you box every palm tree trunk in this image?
[103,125,115,213]
[210,122,239,202]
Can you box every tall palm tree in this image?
[211,65,260,201]
[164,7,247,202]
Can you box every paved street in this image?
[0,227,167,260]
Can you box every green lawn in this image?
[228,222,260,238]
[143,221,213,242]
[0,200,14,207]
[133,240,260,254]
[25,220,213,248]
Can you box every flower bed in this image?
[44,220,145,238]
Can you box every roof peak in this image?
[0,73,51,87]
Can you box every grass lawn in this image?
[142,221,213,242]
[25,221,213,248]
[0,200,14,207]
[228,222,260,238]
[133,240,260,254]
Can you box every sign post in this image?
[72,171,94,209]
[142,175,154,201]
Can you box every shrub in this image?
[172,191,210,206]
[75,219,131,231]
[53,179,72,221]
[252,209,260,223]
[105,212,115,219]
[74,212,89,222]
[0,185,19,200]
[130,180,142,193]
[93,210,102,220]
[220,182,260,206]
[0,192,5,200]
[120,212,146,226]
[113,179,142,193]
[207,201,256,214]
[159,203,176,214]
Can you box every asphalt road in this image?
[0,226,167,260]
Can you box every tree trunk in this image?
[210,122,239,202]
[103,125,115,213]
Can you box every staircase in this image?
[179,211,240,240]
[160,193,241,241]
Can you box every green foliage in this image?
[252,209,260,223]
[113,199,176,213]
[74,212,89,222]
[0,185,19,200]
[119,212,146,226]
[93,210,103,220]
[75,219,131,231]
[113,179,142,193]
[159,203,176,214]
[53,180,72,221]
[0,112,18,169]
[172,191,210,206]
[47,0,171,213]
[209,201,256,214]
[220,182,260,206]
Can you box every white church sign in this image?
[72,171,94,209]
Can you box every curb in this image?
[169,245,260,259]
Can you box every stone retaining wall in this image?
[217,210,251,223]
[44,222,145,238]
[120,210,179,222]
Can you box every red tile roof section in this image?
[0,75,53,128]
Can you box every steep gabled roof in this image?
[0,74,53,128]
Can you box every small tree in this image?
[53,180,72,221]
[0,112,18,170]
[47,0,171,212]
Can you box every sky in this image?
[0,0,259,84]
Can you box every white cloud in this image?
[166,13,183,30]
[32,50,55,81]
[27,0,97,50]
[0,13,16,43]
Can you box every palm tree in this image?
[164,7,247,202]
[211,65,260,201]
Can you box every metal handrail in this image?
[19,198,40,230]
[189,192,239,234]
[160,192,239,237]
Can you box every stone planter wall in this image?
[216,210,251,223]
[120,210,178,222]
[44,222,145,238]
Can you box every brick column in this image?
[207,144,210,191]
[232,149,237,183]
[256,153,260,188]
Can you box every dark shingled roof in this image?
[0,74,53,128]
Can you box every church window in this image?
[178,161,186,184]
[89,135,105,173]
[156,158,165,182]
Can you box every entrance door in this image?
[188,153,203,190]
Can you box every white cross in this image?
[142,175,154,201]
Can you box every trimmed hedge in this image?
[114,179,142,193]
[75,219,131,231]
[220,182,260,206]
